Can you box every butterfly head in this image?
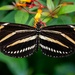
[36,21,46,28]
[36,22,41,29]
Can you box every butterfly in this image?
[0,22,75,58]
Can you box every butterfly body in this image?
[0,22,75,58]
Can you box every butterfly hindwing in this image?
[0,22,37,57]
[39,25,75,57]
[0,22,75,58]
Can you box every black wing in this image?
[0,22,37,58]
[39,25,75,57]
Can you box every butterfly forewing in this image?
[39,25,75,57]
[0,22,37,57]
[0,22,75,58]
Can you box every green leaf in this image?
[15,10,29,24]
[42,12,49,16]
[15,0,20,3]
[47,0,55,11]
[28,18,34,26]
[62,0,75,2]
[0,5,14,10]
[58,5,75,15]
[1,10,16,22]
[47,15,73,25]
[0,53,28,75]
[0,11,7,21]
[54,0,60,7]
[43,17,52,23]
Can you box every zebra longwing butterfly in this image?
[0,22,75,58]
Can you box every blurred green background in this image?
[0,0,75,75]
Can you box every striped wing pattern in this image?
[0,22,75,58]
[0,22,37,57]
[39,25,75,57]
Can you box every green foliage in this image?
[47,15,73,25]
[1,11,16,22]
[58,5,75,15]
[0,5,14,10]
[15,10,29,24]
[47,0,55,11]
[0,53,28,75]
[0,0,75,75]
[54,63,75,75]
